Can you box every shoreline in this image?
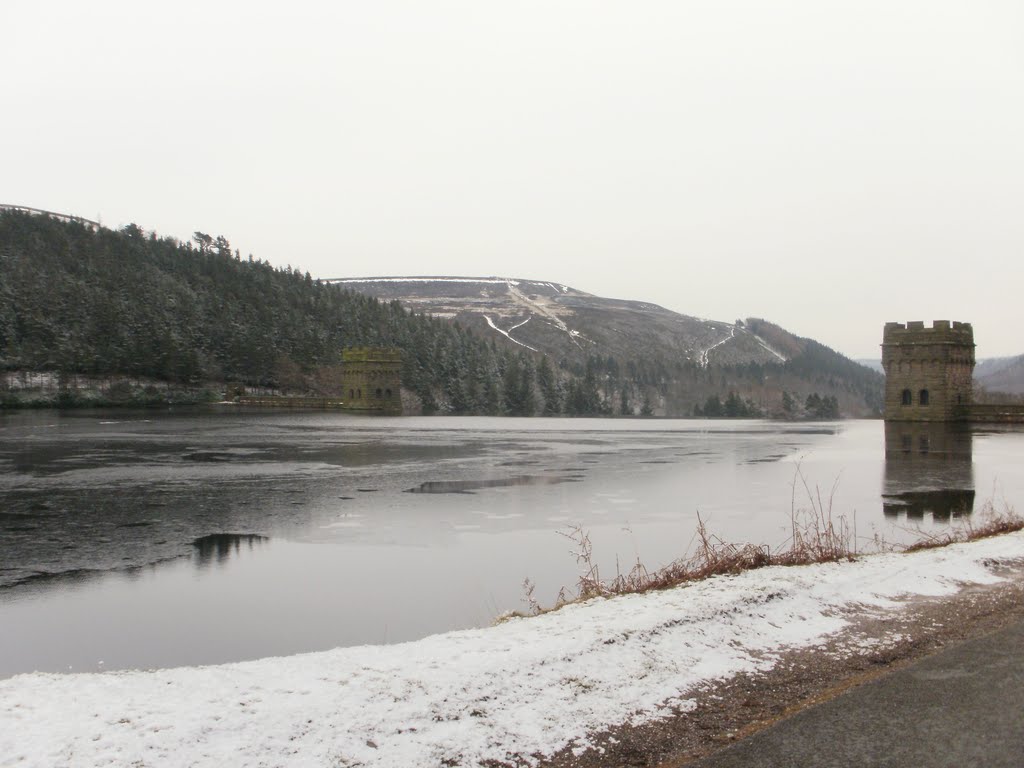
[3,533,1024,767]
[539,559,1024,768]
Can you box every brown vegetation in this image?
[514,469,1021,617]
[903,499,1024,552]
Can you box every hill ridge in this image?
[330,274,783,368]
[1,212,882,417]
[328,275,883,417]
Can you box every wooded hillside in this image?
[0,211,882,417]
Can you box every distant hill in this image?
[330,277,884,417]
[852,355,1024,399]
[0,211,883,417]
[975,355,1024,396]
[330,277,787,367]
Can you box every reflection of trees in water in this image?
[883,423,974,521]
[192,533,267,567]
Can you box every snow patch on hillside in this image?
[751,333,788,362]
[484,315,539,352]
[504,281,591,350]
[332,276,590,351]
[329,276,521,286]
[698,326,736,367]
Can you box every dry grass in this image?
[550,465,857,607]
[775,465,857,565]
[508,469,1023,619]
[556,517,772,604]
[903,498,1024,552]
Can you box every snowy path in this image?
[332,276,590,353]
[330,277,518,286]
[3,533,1023,768]
[751,333,787,362]
[503,280,591,350]
[484,315,539,352]
[698,326,736,367]
[508,317,532,334]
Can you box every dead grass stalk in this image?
[512,470,1022,618]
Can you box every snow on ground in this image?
[697,325,736,367]
[750,332,788,362]
[328,277,521,286]
[3,533,1023,768]
[508,317,532,334]
[483,315,539,352]
[502,281,592,350]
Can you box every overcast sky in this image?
[4,1,1023,359]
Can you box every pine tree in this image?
[537,356,561,415]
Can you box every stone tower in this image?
[881,321,975,422]
[341,348,402,415]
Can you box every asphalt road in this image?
[690,618,1024,768]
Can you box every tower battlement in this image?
[341,348,403,364]
[883,320,974,345]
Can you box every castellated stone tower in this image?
[881,321,975,422]
[341,348,402,415]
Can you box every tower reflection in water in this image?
[883,423,975,521]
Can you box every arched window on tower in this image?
[901,389,912,406]
[919,389,930,406]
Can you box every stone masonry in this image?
[340,348,402,415]
[881,321,975,422]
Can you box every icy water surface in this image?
[1,409,1022,677]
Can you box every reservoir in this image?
[1,410,1021,678]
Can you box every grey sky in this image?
[4,1,1023,359]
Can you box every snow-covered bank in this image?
[3,533,1023,768]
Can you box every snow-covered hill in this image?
[329,276,785,368]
